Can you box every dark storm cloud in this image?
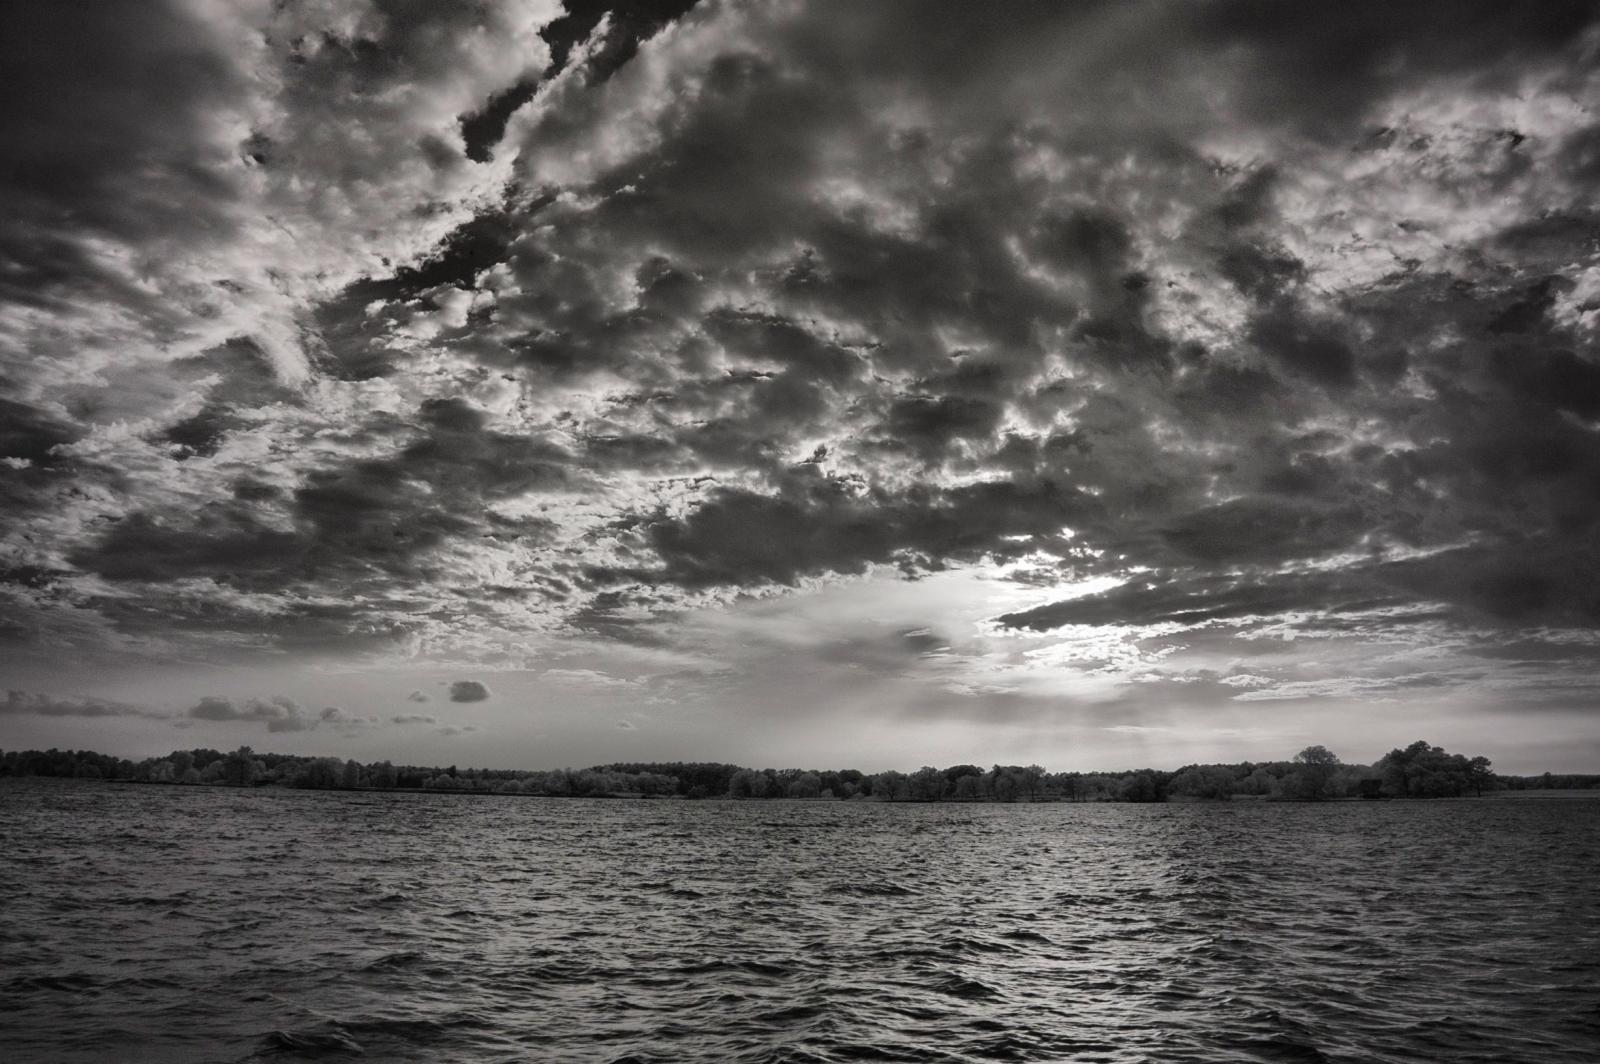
[5,0,1600,673]
[0,400,86,466]
[1245,306,1358,389]
[1,1,247,295]
[65,396,573,614]
[646,484,897,590]
[1184,1,1598,137]
[448,681,492,703]
[1,0,553,331]
[1159,497,1366,566]
[638,463,1099,592]
[0,400,94,515]
[74,512,303,585]
[1005,537,1600,636]
[563,0,1600,644]
[460,0,701,161]
[882,395,1007,462]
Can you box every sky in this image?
[4,1,1600,774]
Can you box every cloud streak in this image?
[3,690,165,720]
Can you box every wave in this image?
[4,972,100,994]
[256,1026,364,1057]
[927,970,1002,1000]
[824,882,916,897]
[360,950,427,971]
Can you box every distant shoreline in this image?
[6,742,1597,803]
[7,776,1600,806]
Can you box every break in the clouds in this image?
[5,1,1600,770]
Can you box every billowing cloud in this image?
[187,695,315,732]
[178,695,405,733]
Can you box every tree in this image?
[1289,745,1340,800]
[987,766,1019,802]
[787,772,822,799]
[1376,740,1482,798]
[370,761,398,789]
[908,766,946,801]
[943,764,984,786]
[222,746,259,787]
[1117,770,1163,802]
[1468,755,1494,797]
[871,769,908,801]
[728,769,771,798]
[1171,765,1235,801]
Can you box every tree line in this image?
[2,740,1592,800]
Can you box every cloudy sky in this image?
[4,1,1600,773]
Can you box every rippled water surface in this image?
[3,780,1599,1063]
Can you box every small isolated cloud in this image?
[615,719,637,730]
[3,690,163,719]
[391,713,437,725]
[448,680,491,703]
[437,724,480,737]
[406,690,431,703]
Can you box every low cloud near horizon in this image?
[184,696,382,735]
[4,1,1600,773]
[3,690,165,721]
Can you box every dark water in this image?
[3,780,1599,1063]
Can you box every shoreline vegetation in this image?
[4,741,1598,802]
